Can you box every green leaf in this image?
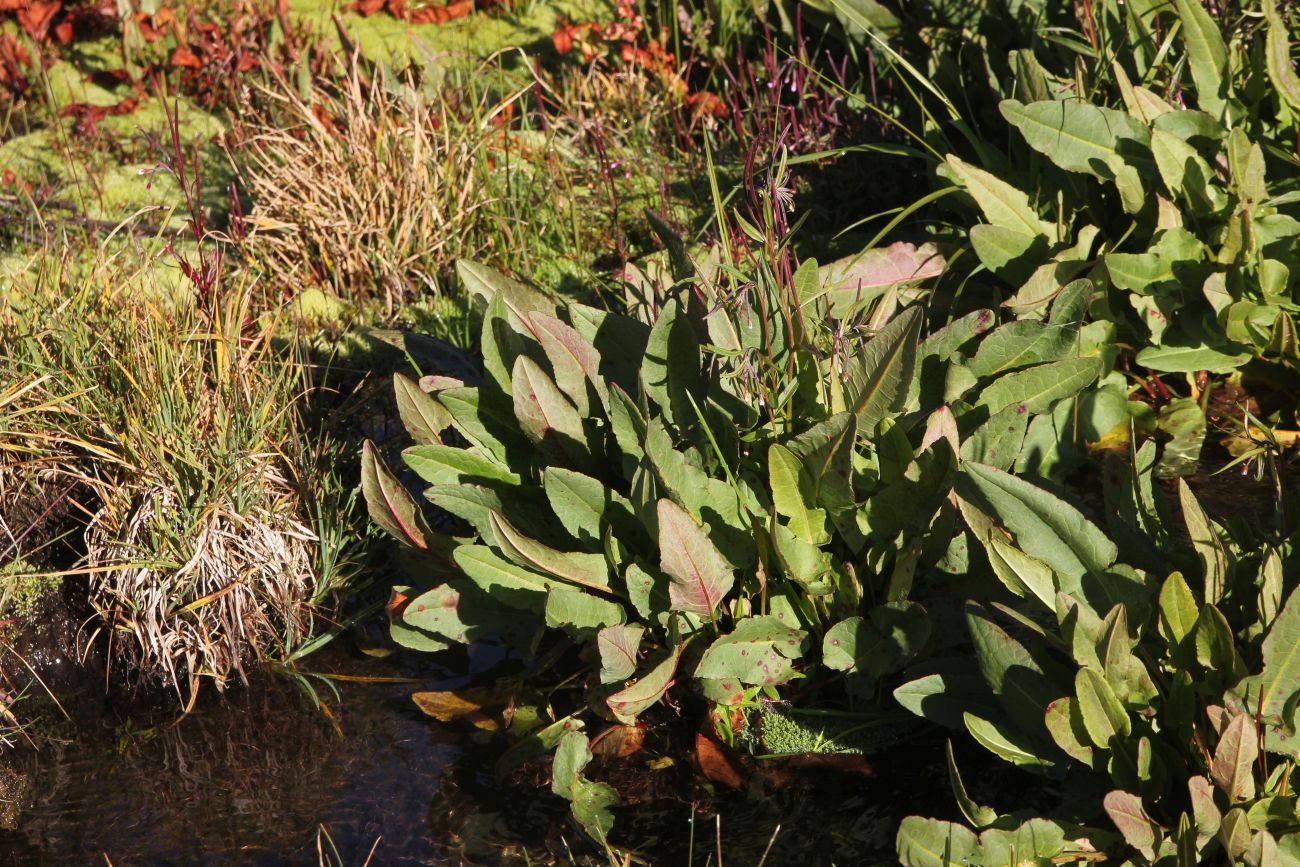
[697,616,809,686]
[1179,479,1229,604]
[976,357,1100,416]
[967,602,1057,737]
[896,817,981,867]
[1045,697,1098,768]
[957,462,1117,586]
[512,356,589,463]
[823,603,930,679]
[453,544,562,612]
[606,644,684,723]
[394,373,451,445]
[361,440,438,551]
[1174,0,1228,117]
[403,444,519,487]
[1234,588,1300,724]
[1076,667,1131,748]
[1103,791,1161,860]
[985,536,1057,611]
[597,623,644,685]
[641,299,702,431]
[1264,0,1300,115]
[544,588,624,640]
[786,412,857,511]
[770,443,828,543]
[970,225,1051,286]
[1001,99,1150,178]
[1152,128,1224,210]
[947,155,1054,238]
[969,321,1068,379]
[844,306,923,433]
[457,259,555,316]
[657,498,735,616]
[1211,711,1258,802]
[489,511,610,593]
[979,819,1067,863]
[1196,604,1246,680]
[435,386,517,465]
[964,713,1055,768]
[1136,341,1251,374]
[529,311,607,415]
[551,730,618,843]
[545,468,615,546]
[816,242,946,317]
[947,740,999,828]
[1158,572,1199,661]
[960,401,1030,471]
[400,581,537,647]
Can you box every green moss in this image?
[757,708,914,756]
[0,559,60,623]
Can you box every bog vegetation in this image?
[4,0,1300,863]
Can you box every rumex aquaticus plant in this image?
[360,198,1125,841]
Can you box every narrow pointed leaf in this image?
[394,372,451,444]
[844,306,923,433]
[489,511,611,593]
[606,644,684,723]
[362,440,437,550]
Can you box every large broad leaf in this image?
[1210,711,1257,802]
[1233,588,1300,724]
[394,372,451,445]
[957,462,1117,586]
[976,357,1100,415]
[457,259,555,316]
[896,817,981,867]
[1174,0,1228,117]
[979,820,1067,864]
[488,511,611,593]
[606,644,684,723]
[544,588,625,640]
[1001,99,1150,178]
[696,616,809,686]
[529,311,607,415]
[844,306,923,433]
[551,731,618,843]
[1265,0,1300,115]
[657,499,735,616]
[400,581,537,647]
[512,356,590,465]
[1103,791,1161,861]
[823,603,930,682]
[544,468,634,548]
[786,412,857,511]
[641,298,702,431]
[1135,340,1250,374]
[946,155,1054,239]
[960,401,1030,471]
[966,602,1057,738]
[361,440,439,551]
[453,544,562,612]
[1075,667,1130,748]
[403,444,519,487]
[1179,480,1230,604]
[815,241,946,317]
[769,443,828,543]
[597,623,645,685]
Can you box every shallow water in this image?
[0,636,962,866]
[0,642,485,866]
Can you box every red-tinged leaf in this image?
[818,242,946,315]
[1102,790,1160,860]
[695,730,747,789]
[657,498,734,616]
[607,644,683,724]
[361,439,436,550]
[591,724,646,760]
[170,46,202,69]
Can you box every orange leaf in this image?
[170,46,202,69]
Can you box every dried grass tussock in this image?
[1,254,360,701]
[241,54,522,307]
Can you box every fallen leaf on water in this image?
[411,686,508,730]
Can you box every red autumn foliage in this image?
[348,0,510,25]
[59,94,138,135]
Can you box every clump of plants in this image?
[361,178,1135,840]
[0,240,362,702]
